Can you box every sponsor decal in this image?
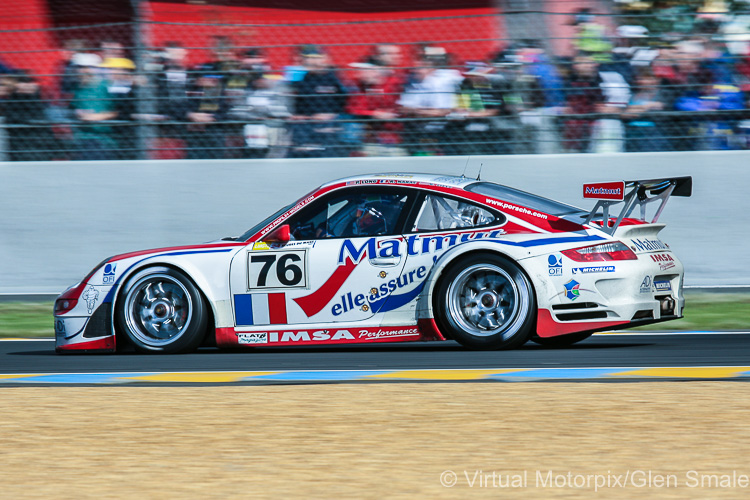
[572,265,615,274]
[650,252,676,271]
[81,286,99,314]
[376,178,417,185]
[260,195,315,236]
[337,230,506,265]
[284,240,315,248]
[237,332,268,345]
[358,327,420,340]
[583,181,625,201]
[55,319,66,336]
[253,240,315,251]
[346,179,378,185]
[102,263,116,284]
[235,327,424,345]
[265,329,356,343]
[548,254,563,276]
[295,230,505,319]
[331,266,428,316]
[640,276,652,294]
[374,174,414,179]
[630,238,668,252]
[485,198,549,219]
[431,176,464,185]
[654,280,672,292]
[564,279,580,301]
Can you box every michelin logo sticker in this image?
[82,286,100,313]
[572,266,615,274]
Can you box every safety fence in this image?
[1,0,749,161]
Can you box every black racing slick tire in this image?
[531,331,594,348]
[434,253,536,350]
[116,266,208,354]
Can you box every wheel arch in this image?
[111,260,219,344]
[416,242,539,337]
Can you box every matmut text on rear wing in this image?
[582,177,692,235]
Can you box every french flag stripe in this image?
[268,293,288,324]
[251,294,271,325]
[234,294,254,326]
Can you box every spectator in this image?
[346,60,405,157]
[185,68,229,159]
[561,56,605,152]
[494,44,553,153]
[59,39,87,100]
[623,67,668,152]
[101,58,138,159]
[451,62,515,155]
[228,50,291,158]
[612,25,659,71]
[99,40,134,71]
[222,49,272,157]
[398,45,462,155]
[69,54,118,160]
[590,61,631,153]
[202,35,238,83]
[659,41,715,150]
[283,46,308,84]
[289,45,347,158]
[3,72,57,161]
[154,41,191,158]
[570,8,612,63]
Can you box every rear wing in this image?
[582,177,692,235]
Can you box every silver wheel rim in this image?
[124,273,193,347]
[447,264,522,338]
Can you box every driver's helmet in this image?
[353,201,388,236]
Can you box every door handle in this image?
[370,256,401,267]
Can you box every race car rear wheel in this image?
[531,331,594,348]
[116,266,208,353]
[435,253,535,350]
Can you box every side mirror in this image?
[265,224,291,244]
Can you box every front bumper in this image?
[55,289,116,353]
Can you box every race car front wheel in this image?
[116,266,208,353]
[435,253,535,350]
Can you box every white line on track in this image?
[0,338,55,341]
[2,332,750,343]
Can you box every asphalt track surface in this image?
[2,332,750,375]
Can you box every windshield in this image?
[237,202,296,242]
[465,182,585,217]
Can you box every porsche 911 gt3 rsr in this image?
[54,173,692,353]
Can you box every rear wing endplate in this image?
[582,177,692,235]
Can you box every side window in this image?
[412,194,497,232]
[290,190,410,239]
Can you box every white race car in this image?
[54,173,691,353]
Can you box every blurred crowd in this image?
[1,9,750,161]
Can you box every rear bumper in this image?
[530,248,685,338]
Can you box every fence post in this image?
[498,0,551,53]
[130,0,154,160]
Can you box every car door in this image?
[229,186,416,328]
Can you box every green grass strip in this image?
[1,293,749,338]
